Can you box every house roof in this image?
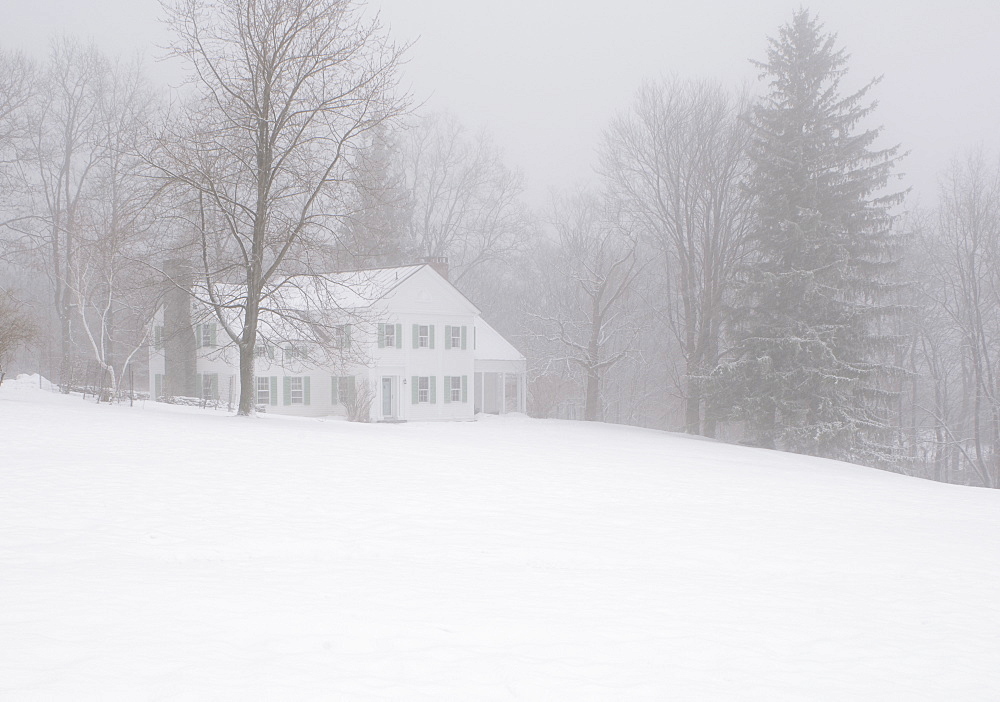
[475,317,524,362]
[319,265,426,308]
[190,264,484,337]
[196,264,473,312]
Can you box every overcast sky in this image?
[4,0,999,208]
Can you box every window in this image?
[154,325,164,351]
[284,345,308,363]
[198,323,217,348]
[256,376,271,405]
[411,376,435,404]
[412,324,435,349]
[289,376,304,404]
[282,376,310,406]
[445,325,467,350]
[379,323,402,349]
[332,324,351,349]
[444,375,468,404]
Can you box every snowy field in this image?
[2,376,1000,700]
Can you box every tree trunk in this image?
[236,340,256,416]
[584,369,600,422]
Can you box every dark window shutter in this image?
[344,325,352,348]
[332,376,340,404]
[444,376,451,403]
[395,323,402,349]
[445,325,452,350]
[208,323,217,347]
[283,376,291,405]
[412,324,419,349]
[378,323,385,348]
[343,376,356,404]
[429,325,435,349]
[154,325,164,350]
[430,376,436,404]
[461,326,467,350]
[303,376,311,405]
[462,375,468,403]
[411,376,419,404]
[270,376,278,406]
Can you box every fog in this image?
[3,0,999,205]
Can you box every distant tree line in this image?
[1,4,998,487]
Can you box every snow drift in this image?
[2,378,999,699]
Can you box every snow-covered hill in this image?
[3,376,999,700]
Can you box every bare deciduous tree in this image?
[154,0,407,415]
[15,39,107,391]
[916,152,1000,487]
[401,112,530,287]
[0,49,36,222]
[532,191,642,422]
[63,56,163,400]
[600,79,753,437]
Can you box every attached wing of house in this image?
[149,263,527,421]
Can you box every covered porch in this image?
[473,318,526,415]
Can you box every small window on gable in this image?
[418,376,429,403]
[418,325,429,348]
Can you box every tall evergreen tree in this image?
[718,10,905,464]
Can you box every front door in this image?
[381,376,394,419]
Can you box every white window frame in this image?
[289,376,304,405]
[256,376,270,405]
[384,324,395,348]
[450,326,462,349]
[418,325,429,348]
[418,376,429,403]
[450,376,461,403]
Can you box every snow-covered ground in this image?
[2,375,999,700]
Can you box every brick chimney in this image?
[162,259,198,398]
[421,256,449,281]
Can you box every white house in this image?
[149,261,526,421]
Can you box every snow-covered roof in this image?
[475,317,524,362]
[191,265,424,316]
[320,265,426,308]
